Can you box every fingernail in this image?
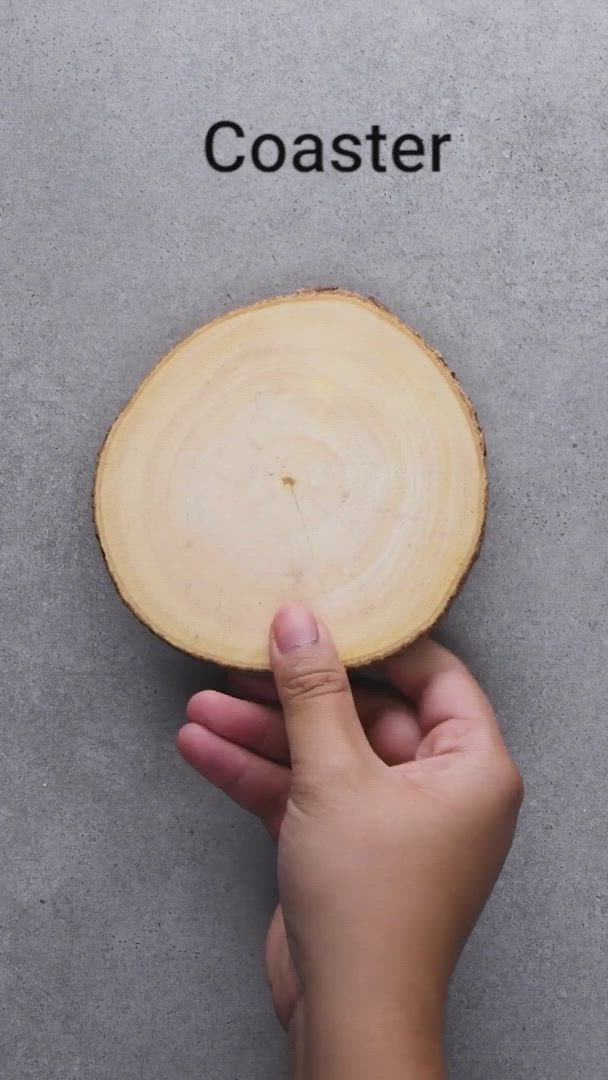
[273,604,319,653]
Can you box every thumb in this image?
[269,604,370,774]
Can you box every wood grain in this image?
[94,289,487,669]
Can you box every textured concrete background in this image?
[1,2,607,1077]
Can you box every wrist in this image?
[290,983,446,1080]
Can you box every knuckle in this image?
[428,726,465,757]
[281,661,350,704]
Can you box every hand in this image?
[178,605,523,1078]
[177,638,420,1027]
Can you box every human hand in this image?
[178,623,423,1030]
[178,605,523,1078]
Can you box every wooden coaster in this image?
[94,289,486,669]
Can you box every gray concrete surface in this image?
[1,2,607,1077]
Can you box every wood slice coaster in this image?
[94,289,487,669]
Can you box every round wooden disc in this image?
[94,289,486,669]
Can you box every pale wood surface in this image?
[94,290,487,668]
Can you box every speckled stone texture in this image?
[1,2,606,1078]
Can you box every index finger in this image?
[380,637,500,737]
